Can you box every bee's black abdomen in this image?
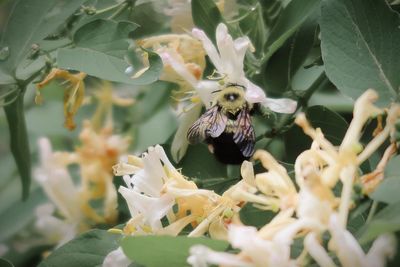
[207,132,249,164]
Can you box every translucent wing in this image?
[187,105,227,144]
[232,108,255,158]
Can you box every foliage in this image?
[0,0,400,266]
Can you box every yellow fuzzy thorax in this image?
[215,85,248,115]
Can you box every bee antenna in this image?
[211,89,221,94]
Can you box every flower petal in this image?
[118,186,175,229]
[232,36,251,73]
[244,79,267,103]
[187,245,251,267]
[192,28,223,71]
[215,23,236,77]
[263,97,297,114]
[103,247,131,267]
[35,138,81,222]
[196,80,219,108]
[305,233,338,267]
[365,234,397,267]
[171,104,202,163]
[160,52,198,87]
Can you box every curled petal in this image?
[263,97,297,114]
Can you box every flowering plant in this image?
[1,0,400,267]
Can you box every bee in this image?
[187,84,255,164]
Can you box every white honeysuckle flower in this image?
[188,245,251,267]
[34,138,82,225]
[192,23,297,113]
[115,145,247,241]
[170,103,202,162]
[34,203,77,247]
[365,233,397,267]
[118,145,177,231]
[160,52,217,108]
[328,214,396,267]
[103,247,131,267]
[304,232,338,267]
[228,224,297,267]
[119,187,175,230]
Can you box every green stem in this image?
[95,1,127,15]
[257,73,329,143]
[108,2,129,20]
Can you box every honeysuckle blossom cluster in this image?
[104,145,256,266]
[187,89,400,267]
[102,90,398,267]
[31,85,132,248]
[103,90,398,267]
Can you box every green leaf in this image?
[264,12,318,94]
[263,0,319,62]
[0,188,45,242]
[133,105,178,153]
[191,0,224,43]
[371,155,400,204]
[121,236,229,267]
[177,144,227,180]
[0,0,86,76]
[0,258,14,267]
[306,105,349,145]
[239,203,276,229]
[320,0,400,106]
[3,91,31,200]
[359,201,400,244]
[38,230,120,267]
[238,2,267,56]
[127,2,169,39]
[129,81,173,124]
[57,19,162,85]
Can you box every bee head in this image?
[216,84,247,115]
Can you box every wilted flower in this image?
[36,68,87,130]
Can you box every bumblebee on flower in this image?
[161,23,297,164]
